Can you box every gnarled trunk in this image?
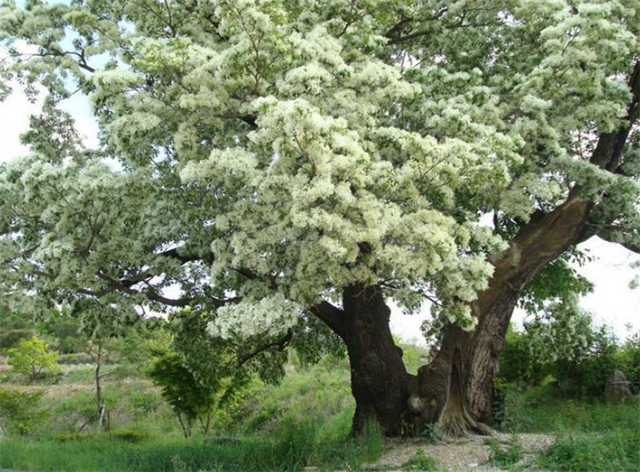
[311,64,639,437]
[341,284,418,436]
[340,284,491,437]
[437,196,593,424]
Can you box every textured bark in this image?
[341,284,418,436]
[465,195,592,422]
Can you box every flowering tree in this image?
[1,0,639,436]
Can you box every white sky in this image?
[1,82,638,342]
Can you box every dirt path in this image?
[368,433,555,471]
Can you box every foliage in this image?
[0,418,384,472]
[7,335,60,381]
[38,311,87,354]
[0,308,35,352]
[402,449,438,471]
[487,435,523,468]
[615,331,640,391]
[539,431,640,472]
[2,0,638,379]
[519,253,594,316]
[0,388,49,435]
[498,327,550,388]
[147,346,245,438]
[495,385,639,434]
[498,311,639,398]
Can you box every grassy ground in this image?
[0,353,385,472]
[1,347,638,472]
[496,386,640,472]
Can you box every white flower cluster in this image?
[207,294,301,341]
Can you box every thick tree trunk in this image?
[322,197,604,437]
[427,196,593,425]
[447,61,640,425]
[341,284,418,436]
[309,63,639,437]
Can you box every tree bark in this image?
[340,284,418,436]
[463,196,591,423]
[310,63,639,437]
[409,195,591,431]
[453,61,640,424]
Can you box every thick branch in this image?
[596,230,640,254]
[309,301,346,338]
[157,246,215,265]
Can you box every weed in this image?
[402,449,438,471]
[487,434,523,468]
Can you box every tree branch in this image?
[237,329,293,366]
[309,301,346,338]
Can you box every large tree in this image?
[1,0,639,437]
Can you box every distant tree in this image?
[7,336,59,382]
[38,308,85,354]
[0,307,35,353]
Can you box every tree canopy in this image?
[1,0,639,384]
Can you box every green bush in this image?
[0,328,36,352]
[487,435,523,468]
[498,327,550,387]
[109,429,151,443]
[539,432,640,472]
[554,328,618,398]
[7,336,60,381]
[130,391,162,418]
[402,449,437,471]
[0,389,49,435]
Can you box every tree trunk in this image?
[309,63,639,437]
[91,342,109,433]
[341,284,418,436]
[425,196,592,426]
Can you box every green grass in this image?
[401,449,438,471]
[497,386,640,472]
[486,435,523,469]
[2,352,638,472]
[0,356,384,472]
[498,385,640,433]
[538,430,640,472]
[0,418,383,472]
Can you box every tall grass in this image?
[0,418,383,472]
[497,385,639,433]
[0,356,384,472]
[539,430,640,472]
[497,386,640,472]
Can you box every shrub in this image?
[554,325,618,398]
[147,348,245,438]
[498,327,549,387]
[487,435,523,468]
[402,449,437,471]
[539,432,640,472]
[7,336,60,381]
[109,429,150,443]
[0,389,49,435]
[0,328,36,352]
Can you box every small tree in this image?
[148,348,243,439]
[7,336,59,382]
[0,388,48,435]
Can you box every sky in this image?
[1,80,638,343]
